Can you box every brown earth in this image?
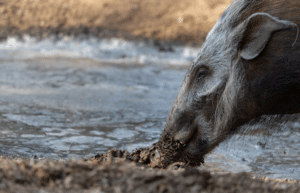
[0,155,299,193]
[0,135,299,192]
[0,0,232,44]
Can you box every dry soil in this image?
[0,0,232,44]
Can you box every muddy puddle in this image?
[0,57,185,159]
[0,36,299,180]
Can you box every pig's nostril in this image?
[174,133,189,144]
[197,139,208,150]
[174,122,198,143]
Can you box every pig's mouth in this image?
[157,124,208,167]
[155,133,206,167]
[181,127,210,162]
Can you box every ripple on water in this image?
[106,128,137,140]
[89,130,105,136]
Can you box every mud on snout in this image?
[143,134,206,168]
[89,134,205,169]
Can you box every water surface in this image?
[0,36,299,180]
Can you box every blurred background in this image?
[0,0,299,180]
[0,0,234,159]
[0,0,231,43]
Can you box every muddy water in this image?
[0,38,299,180]
[204,125,300,179]
[0,58,185,159]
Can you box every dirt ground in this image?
[0,155,299,193]
[0,135,299,192]
[0,0,231,44]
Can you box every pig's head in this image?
[162,0,300,165]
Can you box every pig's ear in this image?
[239,13,297,60]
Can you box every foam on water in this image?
[0,35,199,66]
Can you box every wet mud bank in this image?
[0,156,299,193]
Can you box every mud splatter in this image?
[89,135,204,169]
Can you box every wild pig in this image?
[162,0,300,165]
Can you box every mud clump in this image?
[89,135,204,169]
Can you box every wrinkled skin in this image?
[163,0,300,164]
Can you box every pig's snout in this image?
[165,109,198,145]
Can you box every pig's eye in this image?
[196,69,208,80]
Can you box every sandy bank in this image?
[0,0,231,44]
